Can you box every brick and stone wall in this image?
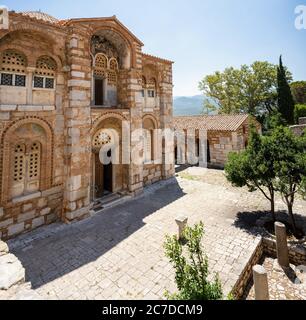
[0,12,174,240]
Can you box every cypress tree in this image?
[277,56,295,124]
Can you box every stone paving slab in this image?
[246,257,306,300]
[1,168,305,300]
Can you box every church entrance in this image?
[94,151,113,199]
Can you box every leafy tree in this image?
[199,61,292,118]
[225,130,277,221]
[164,222,223,300]
[225,125,306,236]
[269,127,306,234]
[294,104,306,124]
[291,81,306,105]
[277,56,295,124]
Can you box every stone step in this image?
[92,194,132,213]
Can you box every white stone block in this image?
[0,241,8,256]
[12,192,41,204]
[71,71,85,78]
[69,38,78,48]
[0,254,25,290]
[68,80,91,88]
[0,218,13,229]
[17,210,36,223]
[40,207,51,216]
[0,6,9,30]
[32,217,44,229]
[69,90,87,101]
[43,105,55,111]
[8,222,25,237]
[67,175,82,191]
[0,104,17,111]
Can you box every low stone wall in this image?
[233,235,306,299]
[232,239,264,299]
[263,238,306,266]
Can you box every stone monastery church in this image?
[0,9,259,240]
[0,10,174,239]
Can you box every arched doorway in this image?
[92,129,117,199]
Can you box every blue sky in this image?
[3,0,306,96]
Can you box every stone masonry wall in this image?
[0,12,174,239]
[0,13,68,239]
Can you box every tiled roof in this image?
[173,114,250,131]
[142,53,173,64]
[21,11,59,24]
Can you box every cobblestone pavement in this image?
[1,168,306,300]
[246,257,306,300]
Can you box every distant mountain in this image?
[173,95,218,116]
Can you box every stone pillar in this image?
[160,78,175,179]
[64,31,92,222]
[252,265,269,300]
[175,216,188,240]
[26,67,35,105]
[123,46,144,196]
[275,222,290,268]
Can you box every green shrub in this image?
[294,104,306,124]
[164,222,223,300]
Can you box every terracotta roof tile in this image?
[173,114,250,132]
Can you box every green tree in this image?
[277,56,295,124]
[164,222,223,300]
[294,104,306,124]
[270,127,306,234]
[225,126,306,236]
[199,61,292,118]
[225,130,277,221]
[291,81,306,104]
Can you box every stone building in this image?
[173,114,262,168]
[0,10,174,239]
[290,117,306,136]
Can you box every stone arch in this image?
[0,117,54,204]
[91,114,127,198]
[1,23,59,45]
[0,48,28,73]
[0,30,64,68]
[92,111,128,134]
[142,114,159,129]
[90,26,134,69]
[143,114,159,163]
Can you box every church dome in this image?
[21,11,59,24]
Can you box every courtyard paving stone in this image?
[1,168,305,300]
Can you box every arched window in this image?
[1,121,52,203]
[0,50,27,87]
[92,129,112,149]
[94,54,108,77]
[143,117,156,163]
[147,78,156,98]
[109,58,118,71]
[93,54,118,106]
[11,141,41,198]
[34,56,57,89]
